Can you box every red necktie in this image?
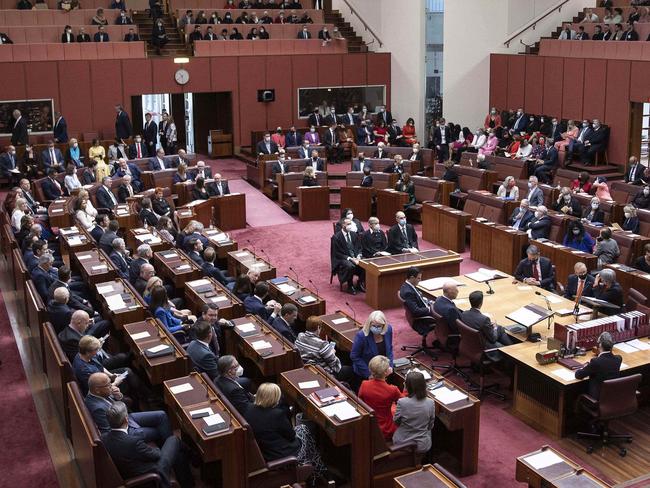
[532,261,540,281]
[137,144,142,158]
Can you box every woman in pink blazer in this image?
[479,130,498,156]
[554,120,578,166]
[304,126,321,145]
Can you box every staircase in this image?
[323,9,368,53]
[525,11,585,55]
[133,12,191,58]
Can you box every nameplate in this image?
[170,383,193,394]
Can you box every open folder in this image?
[506,303,554,328]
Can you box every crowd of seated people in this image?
[180,7,314,26]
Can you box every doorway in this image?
[629,102,649,166]
[192,92,233,154]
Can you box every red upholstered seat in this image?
[46,43,65,60]
[63,42,81,60]
[0,45,13,62]
[80,42,98,60]
[12,44,31,61]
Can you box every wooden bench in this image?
[43,321,74,438]
[460,152,528,183]
[277,172,328,213]
[407,176,455,222]
[345,171,398,190]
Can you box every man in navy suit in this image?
[47,286,76,333]
[509,108,527,134]
[94,25,110,42]
[115,158,142,191]
[256,133,279,156]
[285,126,302,147]
[297,140,312,160]
[129,135,147,159]
[149,148,169,170]
[243,282,281,324]
[41,168,63,200]
[96,176,119,211]
[0,145,21,183]
[186,320,219,379]
[387,211,418,254]
[399,267,436,336]
[352,153,372,172]
[129,244,152,284]
[215,355,254,415]
[343,107,359,126]
[323,124,342,163]
[563,262,595,300]
[306,150,324,172]
[109,238,131,280]
[101,402,194,487]
[433,281,464,333]
[200,247,232,286]
[271,303,298,343]
[332,218,365,294]
[53,112,68,143]
[575,332,622,399]
[533,139,559,184]
[114,104,133,140]
[526,205,551,240]
[41,140,65,173]
[186,238,205,266]
[566,120,592,162]
[377,106,393,126]
[11,109,29,146]
[142,113,158,157]
[515,245,555,291]
[508,199,534,231]
[580,120,608,165]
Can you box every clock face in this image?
[175,69,190,85]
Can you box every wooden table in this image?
[227,248,276,281]
[516,445,611,487]
[360,249,462,309]
[58,226,94,266]
[317,311,362,353]
[225,316,302,379]
[163,373,247,488]
[126,227,174,254]
[268,276,326,323]
[297,186,330,221]
[184,277,244,320]
[123,318,189,385]
[532,239,598,287]
[94,279,146,329]
[176,199,214,229]
[114,203,138,230]
[502,336,650,438]
[340,186,373,221]
[422,203,471,253]
[607,263,650,302]
[393,464,462,488]
[280,365,372,488]
[376,189,409,225]
[211,193,246,230]
[391,358,480,476]
[71,248,117,286]
[200,227,238,261]
[469,219,529,275]
[152,249,202,291]
[48,197,73,229]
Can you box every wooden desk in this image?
[340,186,373,221]
[393,464,462,488]
[173,180,196,207]
[502,337,650,438]
[58,226,94,266]
[200,227,238,261]
[114,203,138,230]
[470,220,529,275]
[532,239,598,287]
[280,365,372,488]
[360,249,462,309]
[184,277,244,320]
[48,197,73,229]
[126,227,174,254]
[226,316,302,379]
[211,193,246,230]
[607,264,650,302]
[268,276,326,322]
[152,249,202,291]
[71,248,117,286]
[376,189,409,225]
[123,318,189,385]
[298,186,330,221]
[176,199,214,229]
[422,203,471,253]
[163,373,246,488]
[516,445,611,488]
[391,358,480,476]
[317,311,362,353]
[95,279,146,329]
[227,248,276,281]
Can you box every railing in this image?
[339,0,383,48]
[503,0,571,48]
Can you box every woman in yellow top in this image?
[89,139,110,181]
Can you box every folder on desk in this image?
[506,304,554,328]
[144,344,174,358]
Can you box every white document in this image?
[331,317,349,325]
[419,277,463,291]
[59,227,78,235]
[235,252,250,257]
[130,331,151,340]
[170,383,193,394]
[431,386,467,405]
[105,294,126,310]
[189,407,214,417]
[277,284,296,294]
[546,295,563,304]
[250,263,266,269]
[517,286,532,291]
[524,450,564,470]
[251,340,272,351]
[412,368,432,381]
[176,264,191,271]
[188,279,210,288]
[96,285,114,294]
[77,254,92,261]
[300,295,317,303]
[67,236,82,246]
[51,208,64,213]
[147,344,169,353]
[626,339,650,351]
[298,381,320,389]
[162,252,178,259]
[212,233,228,242]
[614,342,639,354]
[236,323,256,333]
[92,265,107,271]
[321,401,360,421]
[204,413,225,426]
[209,296,228,303]
[507,307,542,327]
[551,368,576,382]
[621,362,630,370]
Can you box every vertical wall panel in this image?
[317,54,343,88]
[25,62,59,103]
[561,58,584,121]
[57,61,92,138]
[342,53,367,86]
[366,53,391,109]
[210,57,240,145]
[291,56,319,128]
[150,58,182,94]
[184,57,212,94]
[489,54,508,111]
[523,56,544,115]
[630,61,650,102]
[266,56,293,130]
[582,59,607,121]
[237,56,266,146]
[604,60,631,164]
[0,63,26,101]
[91,60,123,138]
[506,55,525,109]
[542,57,563,117]
[122,59,153,97]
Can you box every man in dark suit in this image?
[186,238,205,266]
[215,355,254,415]
[142,113,158,157]
[433,281,463,333]
[191,161,212,180]
[387,211,418,254]
[285,127,302,147]
[57,310,110,362]
[297,25,312,39]
[508,199,534,231]
[308,109,324,128]
[591,268,624,314]
[533,140,559,184]
[432,118,452,163]
[11,109,28,146]
[47,286,76,333]
[360,166,373,187]
[307,150,324,172]
[124,28,140,41]
[462,291,513,351]
[352,152,372,172]
[592,25,604,40]
[323,108,339,127]
[187,320,219,379]
[343,107,358,126]
[19,178,43,213]
[109,237,131,280]
[514,245,555,291]
[399,266,434,322]
[32,254,59,301]
[200,247,231,286]
[129,135,147,159]
[47,265,94,314]
[297,140,312,160]
[189,25,203,43]
[361,217,387,257]
[96,176,119,211]
[0,146,20,183]
[99,220,120,255]
[323,124,342,163]
[376,107,393,126]
[117,175,136,203]
[94,25,110,42]
[373,142,390,159]
[211,173,230,196]
[383,155,404,176]
[526,205,551,240]
[53,112,68,143]
[115,158,142,190]
[101,402,194,488]
[580,120,608,165]
[509,108,527,134]
[77,28,91,42]
[243,282,281,323]
[41,168,63,200]
[41,140,65,172]
[115,104,133,141]
[575,332,622,399]
[622,22,639,41]
[271,303,298,343]
[149,148,169,170]
[332,218,365,294]
[564,262,595,300]
[625,156,644,185]
[547,117,563,142]
[115,9,133,24]
[256,133,279,156]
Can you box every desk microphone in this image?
[535,291,553,330]
[485,279,495,295]
[259,248,272,265]
[288,266,301,284]
[344,301,356,324]
[246,239,257,258]
[308,278,320,298]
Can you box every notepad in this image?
[546,295,563,304]
[321,401,360,421]
[236,323,256,333]
[210,296,228,303]
[59,227,78,235]
[299,295,317,303]
[507,307,542,327]
[170,383,193,394]
[431,386,467,405]
[96,285,114,294]
[251,340,272,351]
[175,264,191,271]
[277,283,296,293]
[331,317,349,325]
[525,450,564,470]
[92,265,107,271]
[614,342,639,354]
[299,381,320,389]
[465,268,508,283]
[211,233,228,243]
[105,294,126,310]
[419,277,463,291]
[162,252,178,259]
[626,339,650,351]
[188,279,211,288]
[189,407,214,418]
[551,368,576,382]
[204,413,225,427]
[67,236,82,246]
[130,331,151,340]
[235,252,249,257]
[147,344,169,354]
[78,254,92,261]
[412,368,432,381]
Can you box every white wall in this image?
[443,0,594,129]
[331,0,426,141]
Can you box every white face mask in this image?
[644,189,650,196]
[346,224,354,232]
[591,203,599,209]
[624,213,631,219]
[534,211,542,219]
[235,365,244,377]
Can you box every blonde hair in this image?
[362,310,387,336]
[254,383,281,408]
[624,205,637,216]
[368,355,391,379]
[304,166,315,177]
[79,335,101,354]
[144,276,163,297]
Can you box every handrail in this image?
[504,0,570,48]
[339,0,383,48]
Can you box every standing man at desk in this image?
[591,269,624,315]
[525,176,544,207]
[387,211,418,254]
[575,332,621,399]
[96,176,119,211]
[514,245,555,291]
[433,282,463,333]
[563,262,594,300]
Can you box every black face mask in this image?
[577,274,587,280]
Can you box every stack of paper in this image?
[277,284,296,294]
[506,307,542,327]
[188,279,210,288]
[105,294,126,310]
[551,368,577,381]
[431,386,467,405]
[321,401,360,421]
[524,450,564,470]
[331,317,349,325]
[77,254,92,261]
[96,284,114,294]
[300,295,317,303]
[419,277,463,291]
[189,407,214,417]
[251,340,272,351]
[626,339,650,351]
[170,383,193,394]
[147,344,170,354]
[130,331,151,340]
[67,236,82,246]
[176,264,191,271]
[465,268,508,283]
[614,342,639,354]
[236,323,256,333]
[210,233,229,243]
[298,380,320,389]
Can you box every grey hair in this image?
[106,401,128,429]
[599,268,616,284]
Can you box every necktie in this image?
[50,148,56,164]
[53,178,61,192]
[630,165,636,181]
[401,226,408,244]
[128,185,133,197]
[108,188,117,205]
[159,158,165,169]
[532,261,540,281]
[137,144,142,158]
[576,279,584,303]
[345,232,353,252]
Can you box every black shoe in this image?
[357,282,366,292]
[348,286,357,295]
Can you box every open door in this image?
[191,92,233,155]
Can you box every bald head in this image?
[88,372,111,396]
[442,282,459,300]
[70,310,90,333]
[140,263,155,280]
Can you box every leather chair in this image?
[577,373,642,457]
[455,319,505,400]
[397,290,437,359]
[430,308,460,376]
[626,288,647,311]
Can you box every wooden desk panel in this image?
[126,227,174,254]
[184,277,244,320]
[71,248,117,286]
[268,276,326,322]
[176,199,214,229]
[376,189,409,225]
[48,198,73,229]
[340,186,373,222]
[114,203,138,230]
[298,186,330,221]
[393,464,459,488]
[95,279,146,329]
[422,203,470,253]
[490,224,529,276]
[153,249,202,291]
[58,226,94,267]
[201,228,238,261]
[606,264,650,303]
[470,219,494,266]
[227,249,276,281]
[317,311,361,353]
[211,193,246,230]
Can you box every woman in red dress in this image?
[373,120,389,145]
[402,118,418,146]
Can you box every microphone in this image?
[259,248,272,265]
[485,279,495,295]
[345,300,356,324]
[246,239,257,257]
[308,278,320,298]
[536,291,553,330]
[288,266,300,284]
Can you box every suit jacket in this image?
[306,158,324,172]
[527,215,551,239]
[256,140,278,155]
[215,376,254,415]
[373,148,390,159]
[99,230,118,255]
[323,114,339,126]
[308,113,324,127]
[110,250,130,279]
[592,282,624,309]
[361,229,387,258]
[575,351,622,399]
[352,159,373,171]
[96,185,118,210]
[47,279,92,314]
[115,163,141,182]
[433,296,462,333]
[386,223,418,254]
[148,156,169,171]
[101,430,167,486]
[377,110,393,126]
[11,116,28,146]
[201,261,230,286]
[139,208,158,227]
[187,340,219,379]
[432,125,452,146]
[582,207,605,224]
[270,316,297,343]
[243,295,273,323]
[124,32,140,41]
[117,184,135,203]
[94,32,110,42]
[399,281,430,318]
[514,256,555,290]
[61,32,75,42]
[41,148,65,171]
[115,110,132,140]
[350,326,394,379]
[564,274,595,300]
[332,230,362,268]
[129,142,147,159]
[286,130,302,147]
[77,33,91,42]
[81,168,96,185]
[585,127,607,150]
[41,177,63,200]
[47,300,74,333]
[270,160,288,176]
[211,180,230,196]
[511,114,528,133]
[53,116,68,142]
[57,325,83,362]
[461,307,502,347]
[296,30,312,39]
[508,207,534,229]
[625,163,644,185]
[244,405,300,461]
[129,257,148,284]
[0,152,18,177]
[525,186,544,207]
[32,265,57,299]
[323,129,338,148]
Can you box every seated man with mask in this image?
[514,245,555,291]
[508,199,534,230]
[563,262,595,300]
